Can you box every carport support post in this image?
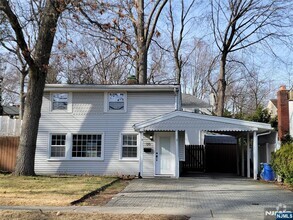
[241,137,245,177]
[236,138,240,175]
[253,131,258,180]
[247,133,250,178]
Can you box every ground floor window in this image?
[50,134,66,157]
[72,134,102,158]
[121,134,138,158]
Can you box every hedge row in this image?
[271,142,293,185]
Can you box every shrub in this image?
[271,142,293,185]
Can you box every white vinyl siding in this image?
[36,91,175,175]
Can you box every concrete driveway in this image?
[106,175,293,219]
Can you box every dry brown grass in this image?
[0,174,117,206]
[80,179,130,206]
[0,210,189,220]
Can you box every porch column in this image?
[266,143,270,163]
[253,131,258,180]
[247,133,250,178]
[139,131,144,178]
[241,137,245,177]
[175,130,179,178]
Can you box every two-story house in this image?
[36,84,274,179]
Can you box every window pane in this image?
[122,147,137,158]
[72,134,102,158]
[52,93,68,110]
[108,93,125,110]
[122,134,137,158]
[51,134,66,157]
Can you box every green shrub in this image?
[271,142,293,185]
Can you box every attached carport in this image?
[134,111,275,180]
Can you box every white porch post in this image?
[175,130,179,178]
[247,133,250,178]
[266,143,270,163]
[139,131,144,178]
[253,131,258,180]
[241,137,245,177]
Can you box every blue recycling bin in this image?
[260,163,275,181]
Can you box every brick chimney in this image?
[277,85,289,140]
[289,90,293,137]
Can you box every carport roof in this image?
[133,111,273,133]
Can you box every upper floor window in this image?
[105,92,127,112]
[52,93,68,110]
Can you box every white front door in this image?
[155,133,175,175]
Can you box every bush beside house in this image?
[271,142,293,185]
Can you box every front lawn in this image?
[0,174,117,206]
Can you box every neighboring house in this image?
[0,106,21,136]
[36,84,274,179]
[1,106,19,118]
[181,94,212,115]
[267,99,278,118]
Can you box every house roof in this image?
[133,111,273,133]
[1,106,19,116]
[44,84,180,92]
[181,94,212,108]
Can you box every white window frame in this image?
[104,92,127,113]
[120,133,139,161]
[50,92,72,113]
[49,133,67,159]
[71,133,104,161]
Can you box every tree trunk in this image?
[11,0,65,175]
[137,0,147,84]
[14,70,46,175]
[19,72,26,120]
[216,53,227,116]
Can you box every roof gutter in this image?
[257,131,271,137]
[44,84,180,92]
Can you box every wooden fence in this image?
[182,145,205,172]
[0,136,19,172]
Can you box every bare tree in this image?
[0,0,69,175]
[76,0,168,84]
[210,0,292,116]
[167,0,196,84]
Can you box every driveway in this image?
[106,175,293,219]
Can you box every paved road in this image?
[106,175,293,219]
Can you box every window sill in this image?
[104,110,127,114]
[119,158,139,162]
[47,158,104,162]
[49,111,72,114]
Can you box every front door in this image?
[155,133,175,175]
